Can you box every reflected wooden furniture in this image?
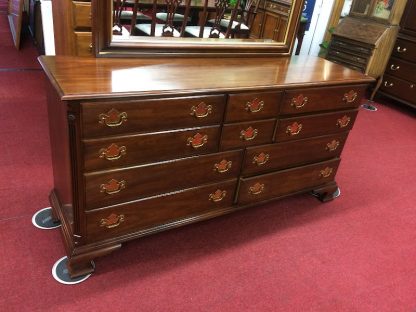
[39,55,373,278]
[378,0,416,108]
[8,0,24,49]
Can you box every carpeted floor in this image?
[0,4,416,312]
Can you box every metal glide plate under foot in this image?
[52,256,94,285]
[361,103,378,111]
[32,207,61,230]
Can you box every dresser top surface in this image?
[38,56,373,100]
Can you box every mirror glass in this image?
[93,0,302,56]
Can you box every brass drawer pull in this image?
[209,189,227,202]
[384,81,394,88]
[343,90,357,103]
[253,152,269,166]
[99,108,127,127]
[249,182,265,195]
[100,213,125,229]
[326,140,340,152]
[390,64,400,71]
[397,46,407,53]
[190,102,212,118]
[286,122,302,136]
[290,94,308,109]
[337,115,351,128]
[89,43,93,52]
[320,167,333,178]
[99,143,126,161]
[187,133,208,149]
[245,98,264,113]
[214,160,232,173]
[100,179,126,195]
[240,126,258,141]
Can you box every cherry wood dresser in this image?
[39,55,373,278]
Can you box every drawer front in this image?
[237,159,340,205]
[225,91,281,122]
[72,1,91,29]
[281,86,365,114]
[220,119,276,150]
[392,38,416,62]
[83,126,220,171]
[380,74,416,104]
[265,1,290,15]
[327,49,368,66]
[326,55,366,73]
[242,133,348,176]
[74,32,92,56]
[330,38,372,56]
[84,150,243,209]
[86,179,237,242]
[82,95,226,138]
[385,57,416,82]
[275,110,358,142]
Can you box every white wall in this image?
[40,0,55,55]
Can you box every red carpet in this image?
[1,4,416,311]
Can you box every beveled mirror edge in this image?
[92,0,304,58]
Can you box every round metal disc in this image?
[361,103,378,111]
[51,256,93,285]
[32,207,61,230]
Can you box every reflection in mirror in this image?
[112,0,293,42]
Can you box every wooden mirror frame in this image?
[92,0,304,57]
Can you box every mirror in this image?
[93,0,303,57]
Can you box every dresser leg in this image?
[311,182,340,202]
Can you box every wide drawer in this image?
[82,95,226,138]
[225,91,281,122]
[74,31,92,56]
[392,38,416,63]
[265,1,290,15]
[380,74,416,105]
[330,38,372,56]
[72,1,91,29]
[326,55,366,73]
[220,119,276,150]
[385,57,416,83]
[237,159,340,205]
[242,132,348,176]
[86,179,237,242]
[84,150,243,209]
[275,110,358,142]
[280,85,365,114]
[83,126,220,171]
[327,49,368,66]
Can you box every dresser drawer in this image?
[237,159,340,205]
[327,49,368,66]
[225,91,281,122]
[380,74,416,104]
[84,150,243,209]
[81,95,226,138]
[72,1,91,29]
[265,1,290,15]
[242,133,348,176]
[385,57,416,82]
[85,179,237,242]
[220,119,276,150]
[330,38,372,56]
[275,110,358,142]
[281,86,365,114]
[83,126,220,171]
[392,38,416,62]
[74,31,92,56]
[326,55,366,73]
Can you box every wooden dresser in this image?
[39,55,373,278]
[378,0,416,109]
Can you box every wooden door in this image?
[250,10,264,39]
[262,13,279,41]
[400,0,416,37]
[8,0,24,49]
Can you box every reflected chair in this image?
[113,0,151,35]
[184,0,241,39]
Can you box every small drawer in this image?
[81,95,226,138]
[281,85,365,114]
[327,49,368,65]
[83,126,220,172]
[74,31,92,56]
[265,1,290,15]
[385,57,416,82]
[225,91,281,122]
[85,179,238,242]
[72,1,92,29]
[331,39,372,55]
[326,56,366,73]
[220,119,276,150]
[275,110,358,142]
[84,150,243,209]
[380,74,416,104]
[392,38,416,62]
[242,133,348,176]
[237,159,340,205]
